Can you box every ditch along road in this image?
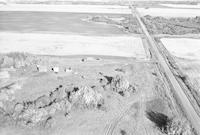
[132,6,200,135]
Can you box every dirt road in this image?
[104,102,135,135]
[133,6,200,135]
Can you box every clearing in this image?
[0,32,146,58]
[137,8,200,17]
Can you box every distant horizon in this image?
[0,0,199,4]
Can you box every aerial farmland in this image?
[0,1,200,135]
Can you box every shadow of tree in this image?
[146,111,171,133]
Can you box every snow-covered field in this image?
[161,38,200,92]
[0,4,131,14]
[137,8,200,17]
[161,38,200,60]
[0,0,191,3]
[161,3,200,9]
[0,32,146,58]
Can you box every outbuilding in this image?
[64,67,72,73]
[36,65,47,72]
[52,67,59,73]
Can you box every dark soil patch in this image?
[146,111,170,132]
